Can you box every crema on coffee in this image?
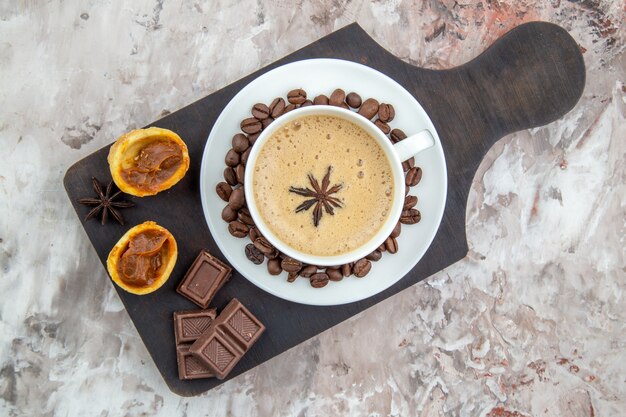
[252,115,394,257]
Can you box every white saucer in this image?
[199,59,447,306]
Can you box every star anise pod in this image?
[289,166,343,227]
[78,177,135,225]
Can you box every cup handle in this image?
[392,129,435,162]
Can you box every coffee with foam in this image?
[252,115,394,257]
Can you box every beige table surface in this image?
[0,1,624,416]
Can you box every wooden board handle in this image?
[462,21,585,136]
[395,21,585,251]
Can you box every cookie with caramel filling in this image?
[108,127,190,197]
[107,221,177,295]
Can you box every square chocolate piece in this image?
[194,331,240,379]
[177,250,232,308]
[220,300,265,348]
[176,344,215,380]
[173,309,217,344]
[189,298,265,379]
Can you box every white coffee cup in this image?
[244,105,435,266]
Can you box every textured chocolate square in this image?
[199,332,239,378]
[221,301,265,348]
[189,298,265,379]
[176,344,215,380]
[173,309,217,344]
[177,250,232,308]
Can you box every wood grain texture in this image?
[63,22,585,396]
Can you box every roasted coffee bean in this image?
[341,263,353,277]
[313,95,329,105]
[340,102,349,109]
[221,205,238,222]
[300,265,317,278]
[267,258,282,275]
[374,119,390,134]
[378,243,386,252]
[402,157,415,172]
[385,236,398,254]
[253,236,275,255]
[247,132,260,145]
[390,222,401,238]
[261,117,273,129]
[216,182,232,202]
[269,97,286,118]
[287,272,298,282]
[228,220,249,238]
[390,128,407,143]
[400,209,421,224]
[228,187,245,210]
[300,100,313,107]
[281,257,302,273]
[378,103,395,122]
[225,149,240,167]
[329,88,346,106]
[403,195,417,210]
[358,98,379,119]
[353,259,372,277]
[406,167,423,186]
[232,133,249,153]
[238,207,254,226]
[224,167,237,186]
[249,226,260,242]
[346,92,362,108]
[241,147,251,166]
[326,268,343,281]
[366,250,382,262]
[235,164,245,185]
[405,185,410,196]
[252,103,270,120]
[284,103,297,113]
[241,117,262,135]
[267,249,280,259]
[287,88,307,104]
[245,243,264,264]
[310,273,329,288]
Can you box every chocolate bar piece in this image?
[176,344,215,380]
[173,309,217,344]
[189,298,265,379]
[177,250,232,308]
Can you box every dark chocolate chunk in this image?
[189,299,265,379]
[177,344,215,380]
[177,251,232,308]
[173,309,217,344]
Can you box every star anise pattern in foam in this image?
[78,177,135,225]
[289,166,343,227]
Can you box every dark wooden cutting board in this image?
[63,22,585,396]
